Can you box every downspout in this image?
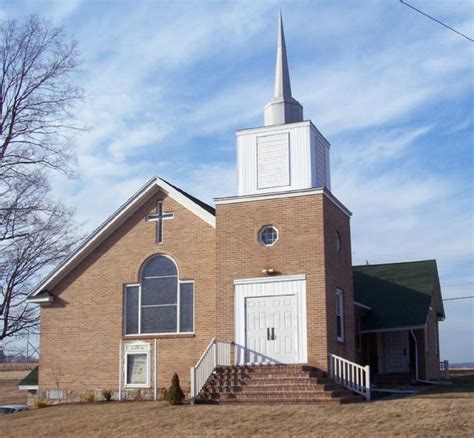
[410,330,419,381]
[410,329,440,384]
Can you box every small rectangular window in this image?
[179,282,194,332]
[336,288,344,342]
[126,353,149,386]
[124,285,139,335]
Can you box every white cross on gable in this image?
[146,201,174,244]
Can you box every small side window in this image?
[336,288,344,342]
[336,231,342,253]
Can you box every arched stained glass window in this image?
[124,255,193,335]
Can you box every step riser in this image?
[205,385,340,393]
[208,378,333,387]
[197,365,362,405]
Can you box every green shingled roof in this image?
[18,366,38,387]
[353,260,442,332]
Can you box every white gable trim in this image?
[28,177,215,298]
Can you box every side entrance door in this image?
[379,331,409,373]
[245,295,297,364]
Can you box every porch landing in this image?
[196,365,365,404]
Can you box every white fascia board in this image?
[236,120,331,149]
[18,385,38,391]
[27,296,53,304]
[354,301,372,311]
[29,177,215,297]
[215,187,352,217]
[361,324,425,334]
[236,120,312,136]
[234,274,306,285]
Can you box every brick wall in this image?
[39,190,217,395]
[216,192,355,371]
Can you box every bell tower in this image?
[236,12,331,197]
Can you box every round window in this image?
[259,226,279,246]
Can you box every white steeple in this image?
[233,12,331,197]
[264,12,304,126]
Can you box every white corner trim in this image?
[215,187,352,217]
[29,176,215,297]
[354,301,372,311]
[234,274,306,285]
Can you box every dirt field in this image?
[0,370,472,437]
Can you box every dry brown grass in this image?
[0,370,472,437]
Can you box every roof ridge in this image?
[353,259,436,268]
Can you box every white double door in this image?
[245,295,297,364]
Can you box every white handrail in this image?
[329,354,371,400]
[190,338,232,401]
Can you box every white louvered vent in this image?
[256,133,290,189]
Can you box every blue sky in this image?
[3,0,473,362]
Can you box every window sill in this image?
[124,384,150,389]
[123,333,195,340]
[337,338,345,344]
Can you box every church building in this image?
[25,14,445,404]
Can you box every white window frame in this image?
[336,288,344,342]
[258,225,279,247]
[124,350,151,388]
[124,280,195,336]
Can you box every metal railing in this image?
[190,338,232,401]
[440,360,449,379]
[329,353,371,400]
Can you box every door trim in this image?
[234,275,307,365]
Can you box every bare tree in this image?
[0,15,84,341]
[0,191,81,340]
[0,14,82,177]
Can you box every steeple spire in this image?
[274,11,292,100]
[264,11,303,126]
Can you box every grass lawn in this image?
[0,370,472,437]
